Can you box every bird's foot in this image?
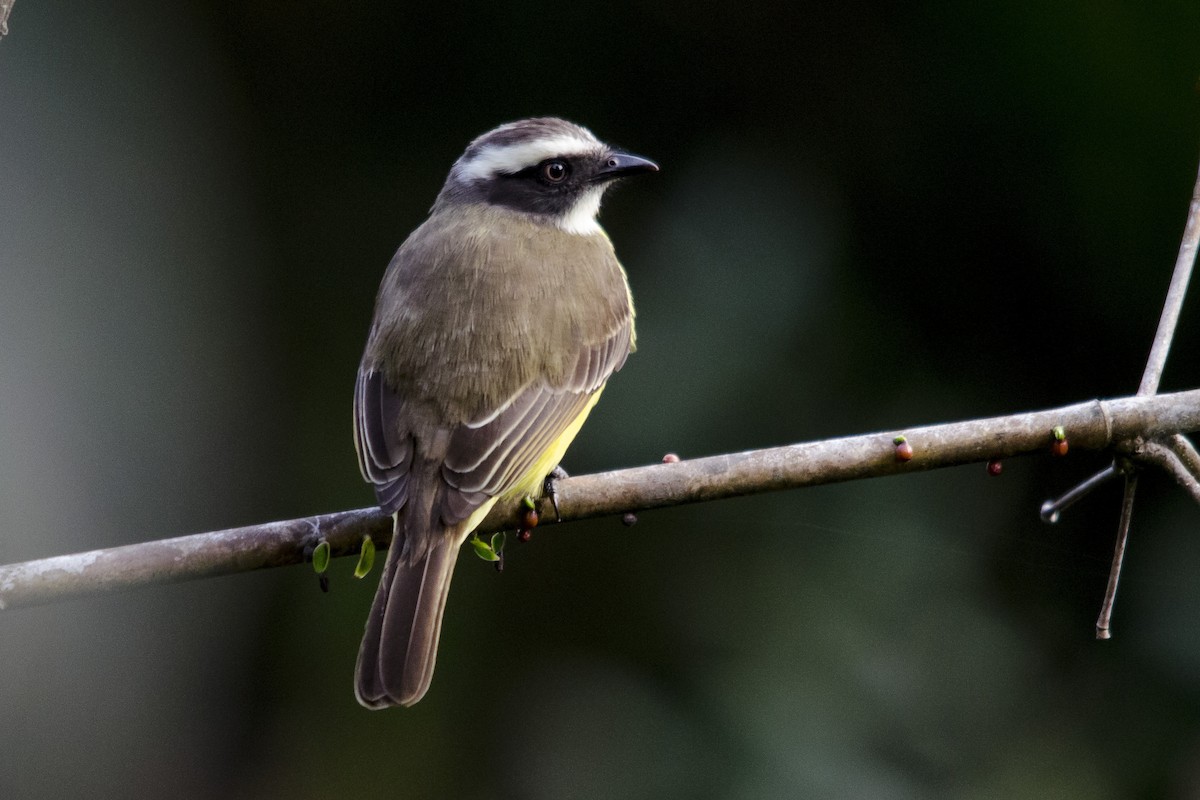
[543,466,569,521]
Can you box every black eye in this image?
[540,159,569,183]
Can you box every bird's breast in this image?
[366,205,633,422]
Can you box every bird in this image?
[352,117,658,708]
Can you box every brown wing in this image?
[354,318,632,521]
[353,367,414,513]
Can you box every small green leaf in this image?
[1053,425,1066,442]
[312,540,331,574]
[893,435,907,445]
[522,496,537,510]
[354,535,376,579]
[491,531,507,556]
[471,534,499,562]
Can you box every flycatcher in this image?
[353,118,657,708]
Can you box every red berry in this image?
[894,441,914,462]
[518,529,532,543]
[987,459,1003,476]
[522,507,539,530]
[1051,439,1069,457]
[662,453,680,463]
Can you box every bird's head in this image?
[435,117,658,235]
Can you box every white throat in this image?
[556,187,604,236]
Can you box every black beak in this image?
[596,151,660,181]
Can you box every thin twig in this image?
[3,389,1200,611]
[0,0,12,37]
[1048,160,1200,525]
[1090,158,1200,637]
[1138,160,1200,396]
[1096,475,1138,640]
[1137,440,1200,504]
[1167,433,1200,479]
[1040,465,1118,523]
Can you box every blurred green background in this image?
[3,1,1200,797]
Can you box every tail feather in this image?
[355,513,462,709]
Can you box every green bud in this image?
[354,535,376,579]
[470,534,499,562]
[311,540,331,574]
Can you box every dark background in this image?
[3,2,1200,797]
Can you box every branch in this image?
[1095,474,1138,640]
[1136,440,1200,504]
[1082,156,1200,638]
[1138,158,1200,396]
[3,389,1200,611]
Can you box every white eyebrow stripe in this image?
[455,134,601,181]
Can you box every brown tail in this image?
[354,515,460,709]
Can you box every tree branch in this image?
[3,389,1200,612]
[1136,440,1200,504]
[1138,159,1200,396]
[1083,156,1200,637]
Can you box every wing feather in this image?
[355,323,631,524]
[443,388,590,495]
[354,369,414,513]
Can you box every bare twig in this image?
[1040,465,1118,523]
[0,509,393,611]
[1167,433,1200,479]
[0,0,13,37]
[1086,159,1200,636]
[3,389,1200,611]
[1137,440,1200,504]
[1042,162,1200,527]
[1095,475,1138,640]
[1139,160,1200,395]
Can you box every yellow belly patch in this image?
[456,387,605,535]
